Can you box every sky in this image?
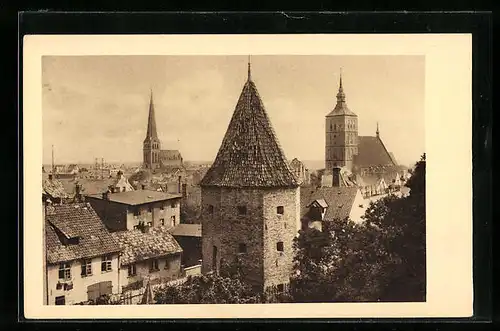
[42,55,425,168]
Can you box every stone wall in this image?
[201,186,299,291]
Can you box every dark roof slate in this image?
[200,78,298,188]
[45,203,121,264]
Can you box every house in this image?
[300,186,367,230]
[301,167,367,230]
[111,225,183,293]
[43,174,70,204]
[289,158,310,186]
[109,171,134,193]
[67,164,80,174]
[44,202,121,305]
[169,223,202,268]
[86,189,182,232]
[357,174,388,198]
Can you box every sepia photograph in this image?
[24,34,472,318]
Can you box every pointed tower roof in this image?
[200,61,299,188]
[144,89,159,141]
[326,69,357,117]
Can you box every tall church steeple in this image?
[376,122,380,137]
[325,68,359,172]
[145,89,159,140]
[143,89,161,170]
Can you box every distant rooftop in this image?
[87,189,182,206]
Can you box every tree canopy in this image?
[291,154,426,302]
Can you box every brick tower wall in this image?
[201,187,265,285]
[201,186,300,290]
[262,187,300,290]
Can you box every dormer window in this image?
[237,206,247,215]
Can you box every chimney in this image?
[178,176,182,194]
[332,167,342,187]
[75,183,82,202]
[181,183,187,198]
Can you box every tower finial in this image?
[247,55,252,81]
[376,122,380,137]
[339,67,343,89]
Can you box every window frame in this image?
[276,206,284,215]
[149,259,160,272]
[101,255,113,273]
[58,262,71,280]
[238,243,247,254]
[237,205,247,215]
[276,241,284,252]
[80,259,92,277]
[127,263,137,277]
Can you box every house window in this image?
[55,296,66,305]
[237,206,247,215]
[160,218,165,226]
[171,215,176,227]
[149,259,159,272]
[58,263,71,280]
[164,257,170,270]
[276,242,284,252]
[208,205,214,215]
[276,206,284,215]
[101,255,112,272]
[127,264,137,277]
[238,243,247,254]
[80,259,92,277]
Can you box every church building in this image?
[143,91,184,170]
[325,71,397,176]
[200,61,300,296]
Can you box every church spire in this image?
[145,88,159,140]
[336,68,346,104]
[376,122,380,137]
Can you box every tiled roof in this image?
[200,77,298,188]
[160,150,182,160]
[300,186,359,222]
[111,226,183,266]
[88,189,181,205]
[169,223,202,238]
[354,136,396,168]
[43,178,70,199]
[45,203,121,264]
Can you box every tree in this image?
[154,261,262,304]
[291,154,426,302]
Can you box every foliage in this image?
[291,154,426,302]
[154,260,263,304]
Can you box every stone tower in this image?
[325,70,358,172]
[143,90,161,169]
[200,60,300,294]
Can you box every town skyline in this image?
[42,55,425,167]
